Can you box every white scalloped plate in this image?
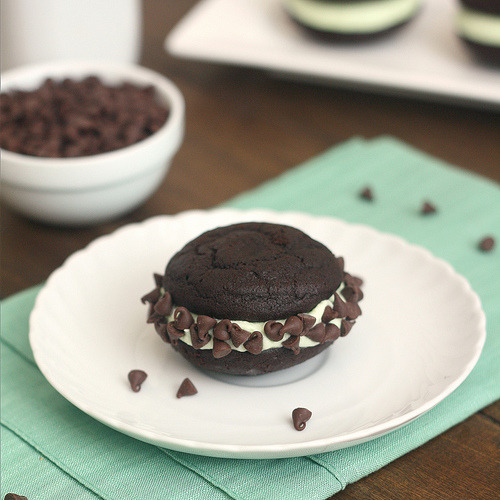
[29,209,486,458]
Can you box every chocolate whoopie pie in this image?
[456,0,500,65]
[283,0,423,41]
[142,222,363,376]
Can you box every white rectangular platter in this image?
[165,0,500,109]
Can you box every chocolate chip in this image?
[128,370,147,392]
[244,331,264,355]
[176,378,197,398]
[189,323,211,349]
[146,303,161,324]
[214,319,232,341]
[333,293,347,317]
[264,320,284,341]
[321,305,337,323]
[292,407,312,431]
[297,313,316,334]
[141,286,161,304]
[196,315,217,338]
[173,307,194,330]
[167,322,185,343]
[421,201,437,215]
[345,301,362,321]
[341,285,363,302]
[478,236,495,252]
[213,338,232,358]
[282,334,301,355]
[344,273,363,287]
[359,187,373,201]
[324,323,341,342]
[4,495,28,500]
[306,322,326,343]
[341,319,355,337]
[154,292,172,316]
[229,323,252,347]
[279,316,303,336]
[188,315,216,349]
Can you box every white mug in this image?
[1,0,142,71]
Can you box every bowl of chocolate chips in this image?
[0,61,184,226]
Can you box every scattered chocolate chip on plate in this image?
[292,407,312,431]
[176,378,198,398]
[128,370,148,392]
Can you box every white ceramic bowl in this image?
[1,61,185,226]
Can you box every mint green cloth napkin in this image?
[2,137,499,500]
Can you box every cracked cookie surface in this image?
[162,222,343,321]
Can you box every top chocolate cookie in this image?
[162,222,343,321]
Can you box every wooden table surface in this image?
[1,1,499,498]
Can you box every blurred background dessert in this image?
[282,0,423,40]
[456,0,500,65]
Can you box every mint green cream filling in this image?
[164,283,345,352]
[456,8,500,47]
[284,0,422,33]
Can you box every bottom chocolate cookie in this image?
[461,39,500,65]
[289,17,414,43]
[172,340,334,376]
